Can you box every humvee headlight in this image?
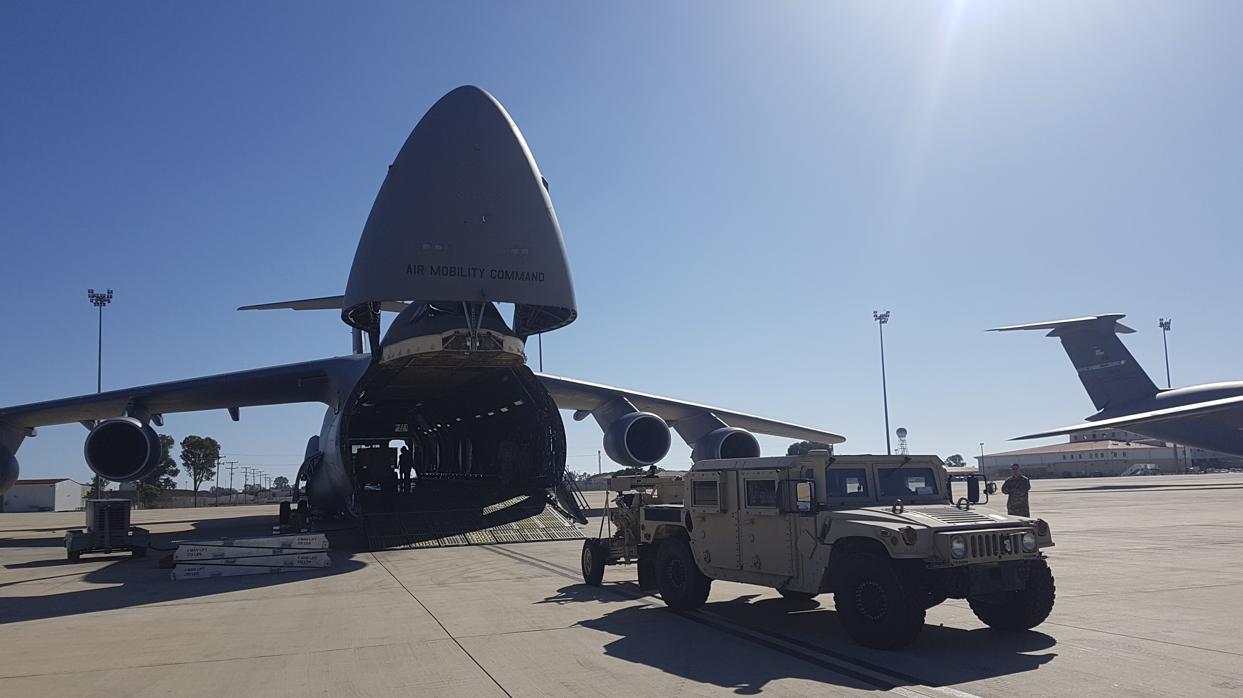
[900,527,918,545]
[950,535,967,559]
[1035,518,1049,536]
[1022,531,1037,553]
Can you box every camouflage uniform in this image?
[1002,474,1031,517]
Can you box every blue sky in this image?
[2,2,1240,486]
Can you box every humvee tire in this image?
[967,559,1056,631]
[68,550,81,562]
[279,500,291,525]
[131,546,146,558]
[834,554,926,649]
[778,589,817,602]
[581,539,607,586]
[656,539,711,610]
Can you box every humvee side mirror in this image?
[780,480,816,514]
[986,481,997,495]
[795,480,815,513]
[966,476,980,504]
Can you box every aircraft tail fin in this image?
[989,314,1159,412]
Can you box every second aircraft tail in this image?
[990,314,1159,412]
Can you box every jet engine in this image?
[0,444,18,493]
[691,427,760,462]
[84,417,163,482]
[602,411,672,468]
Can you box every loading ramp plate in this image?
[362,495,584,551]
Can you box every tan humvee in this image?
[581,453,1055,649]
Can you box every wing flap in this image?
[535,373,844,444]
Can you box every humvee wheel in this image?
[833,554,926,649]
[279,501,291,525]
[131,546,147,558]
[67,550,81,562]
[778,589,817,602]
[581,539,607,586]
[656,539,711,611]
[968,559,1056,631]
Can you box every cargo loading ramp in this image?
[362,494,584,551]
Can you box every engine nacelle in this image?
[691,427,760,462]
[84,417,163,482]
[603,411,671,468]
[0,444,18,493]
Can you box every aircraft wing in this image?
[1016,394,1243,440]
[535,373,845,444]
[0,355,370,433]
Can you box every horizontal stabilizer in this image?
[1016,394,1243,440]
[239,296,408,313]
[988,313,1136,335]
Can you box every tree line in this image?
[134,434,220,507]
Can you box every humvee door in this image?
[737,468,794,576]
[687,470,740,571]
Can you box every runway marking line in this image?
[369,550,513,698]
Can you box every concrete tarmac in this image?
[2,474,1242,696]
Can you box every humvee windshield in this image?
[827,468,869,498]
[877,467,940,497]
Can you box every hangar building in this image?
[1,478,87,513]
[977,429,1243,479]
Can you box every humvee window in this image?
[877,467,939,497]
[827,468,869,497]
[691,480,719,507]
[745,480,778,508]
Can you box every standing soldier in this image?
[1001,463,1031,516]
[398,445,414,493]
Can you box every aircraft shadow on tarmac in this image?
[0,514,366,625]
[547,584,1057,694]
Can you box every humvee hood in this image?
[838,505,1025,529]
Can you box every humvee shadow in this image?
[549,584,1056,694]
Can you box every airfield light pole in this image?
[873,310,892,455]
[87,289,113,394]
[1159,318,1172,389]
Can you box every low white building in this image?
[977,429,1243,479]
[1,478,87,512]
[977,440,1177,480]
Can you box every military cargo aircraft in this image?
[0,87,843,524]
[991,314,1243,457]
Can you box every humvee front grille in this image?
[966,530,1026,561]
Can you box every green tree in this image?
[945,454,967,468]
[179,435,220,507]
[141,432,181,486]
[787,441,833,456]
[273,476,289,489]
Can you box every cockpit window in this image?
[826,468,869,498]
[877,467,939,497]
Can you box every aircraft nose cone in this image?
[343,86,576,338]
